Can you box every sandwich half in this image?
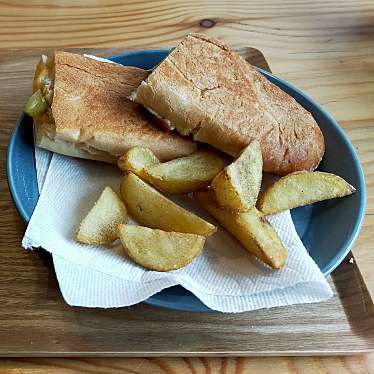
[26,51,197,163]
[132,34,325,176]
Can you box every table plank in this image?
[0,0,373,372]
[0,356,373,373]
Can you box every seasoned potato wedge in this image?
[77,186,127,245]
[195,190,286,269]
[258,171,356,215]
[143,150,224,194]
[211,140,262,211]
[118,224,205,271]
[117,147,160,178]
[120,172,216,236]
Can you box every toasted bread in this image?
[134,34,324,175]
[32,51,197,162]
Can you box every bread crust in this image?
[33,51,197,162]
[135,33,325,175]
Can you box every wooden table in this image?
[0,0,373,372]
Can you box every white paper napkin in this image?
[23,149,333,313]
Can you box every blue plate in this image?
[7,50,366,312]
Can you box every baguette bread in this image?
[134,34,324,175]
[32,51,197,162]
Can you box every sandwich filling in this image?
[129,85,175,131]
[25,54,54,117]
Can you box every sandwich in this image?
[131,33,325,176]
[25,51,197,163]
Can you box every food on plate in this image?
[76,186,127,245]
[26,51,196,163]
[143,150,224,194]
[120,172,216,236]
[117,146,160,177]
[257,171,356,215]
[211,140,262,211]
[25,89,49,117]
[132,33,324,176]
[194,190,286,269]
[118,224,205,271]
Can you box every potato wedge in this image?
[118,224,205,271]
[257,171,356,215]
[77,186,127,245]
[143,150,224,194]
[117,146,160,178]
[121,172,216,236]
[211,140,262,211]
[194,190,286,269]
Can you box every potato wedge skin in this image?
[211,140,262,212]
[77,186,128,245]
[117,147,160,178]
[143,150,224,194]
[118,224,205,271]
[120,172,216,236]
[257,171,356,215]
[195,190,286,269]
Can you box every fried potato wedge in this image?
[143,150,224,194]
[195,190,286,269]
[118,224,205,271]
[121,172,216,236]
[117,146,160,178]
[257,171,356,215]
[77,186,127,245]
[211,140,262,211]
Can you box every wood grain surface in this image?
[0,356,373,374]
[2,47,374,357]
[0,0,374,372]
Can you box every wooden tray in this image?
[1,48,373,357]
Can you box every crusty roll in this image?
[134,33,325,175]
[32,51,197,163]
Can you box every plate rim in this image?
[258,68,366,276]
[7,113,35,223]
[6,49,366,312]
